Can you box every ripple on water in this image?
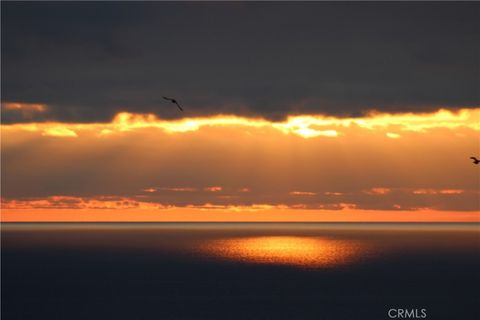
[199,236,373,268]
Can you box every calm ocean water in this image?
[2,222,479,320]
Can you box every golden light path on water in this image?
[200,236,370,268]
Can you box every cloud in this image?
[289,191,317,196]
[1,196,162,210]
[42,127,78,137]
[1,102,47,122]
[4,187,476,212]
[364,188,391,195]
[4,108,478,139]
[159,187,197,192]
[2,102,46,112]
[2,2,479,123]
[386,132,401,139]
[412,189,464,195]
[324,192,343,196]
[204,186,223,192]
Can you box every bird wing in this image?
[471,157,478,160]
[162,96,183,111]
[174,101,184,112]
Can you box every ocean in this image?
[1,222,479,320]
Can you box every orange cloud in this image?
[1,196,163,210]
[386,132,401,139]
[366,188,391,195]
[324,192,343,196]
[42,127,78,137]
[413,189,465,195]
[439,189,464,194]
[2,102,46,112]
[204,186,223,192]
[2,102,48,121]
[289,191,317,196]
[160,187,197,192]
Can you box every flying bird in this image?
[470,157,480,164]
[162,96,183,112]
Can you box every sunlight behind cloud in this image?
[3,108,478,139]
[42,127,78,137]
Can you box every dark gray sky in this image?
[2,1,479,123]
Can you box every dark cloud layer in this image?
[2,2,479,123]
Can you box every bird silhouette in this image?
[470,157,480,164]
[162,96,183,112]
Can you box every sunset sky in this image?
[1,2,479,222]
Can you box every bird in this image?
[470,157,480,164]
[162,96,183,112]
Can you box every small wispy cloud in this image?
[289,191,317,196]
[204,186,223,192]
[2,102,47,113]
[386,132,401,139]
[365,188,391,195]
[160,187,197,192]
[413,189,464,195]
[42,127,78,137]
[324,192,343,196]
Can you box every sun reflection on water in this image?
[200,236,369,268]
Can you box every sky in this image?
[1,2,479,222]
